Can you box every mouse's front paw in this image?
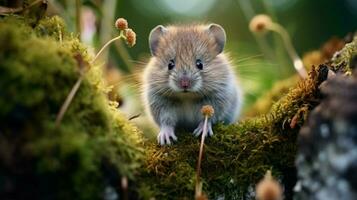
[157,126,177,145]
[193,120,213,137]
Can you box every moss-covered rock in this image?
[1,12,355,200]
[0,16,143,199]
[136,36,357,200]
[295,55,357,200]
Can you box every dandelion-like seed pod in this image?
[249,14,273,34]
[115,18,128,30]
[201,105,214,117]
[256,171,283,200]
[125,28,136,47]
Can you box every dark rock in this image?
[295,68,357,200]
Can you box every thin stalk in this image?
[115,40,134,73]
[262,0,289,77]
[58,23,63,43]
[269,23,308,79]
[75,0,81,38]
[55,76,83,127]
[195,115,208,197]
[237,0,275,61]
[99,0,117,61]
[121,176,128,200]
[0,0,44,14]
[92,35,124,63]
[55,34,124,127]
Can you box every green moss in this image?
[1,13,356,200]
[0,16,143,199]
[331,35,357,71]
[34,15,68,40]
[137,36,357,200]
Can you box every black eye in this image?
[196,59,203,70]
[168,59,175,70]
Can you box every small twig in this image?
[55,35,125,127]
[75,0,81,38]
[128,113,141,121]
[92,35,124,63]
[195,105,214,198]
[114,40,134,73]
[57,23,63,43]
[196,116,208,180]
[55,18,136,127]
[269,23,307,79]
[0,0,45,15]
[55,76,83,127]
[195,115,208,197]
[121,176,128,200]
[249,14,307,79]
[55,53,88,127]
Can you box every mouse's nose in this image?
[179,76,191,89]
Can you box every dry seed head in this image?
[249,14,273,34]
[115,18,128,30]
[201,105,214,117]
[125,28,136,47]
[255,171,283,200]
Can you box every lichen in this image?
[0,16,143,199]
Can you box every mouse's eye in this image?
[196,59,203,70]
[168,59,175,70]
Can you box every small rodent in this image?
[143,24,242,145]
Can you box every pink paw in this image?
[158,126,177,145]
[193,121,213,137]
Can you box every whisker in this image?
[129,60,147,65]
[236,63,277,67]
[235,54,264,63]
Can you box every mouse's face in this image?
[148,24,227,94]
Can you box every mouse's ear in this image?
[149,25,167,56]
[207,24,226,54]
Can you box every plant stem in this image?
[115,40,134,73]
[92,35,123,64]
[75,0,81,39]
[269,23,308,79]
[0,0,44,14]
[237,0,276,62]
[55,35,124,127]
[195,115,208,197]
[55,76,83,127]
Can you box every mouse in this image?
[143,23,243,145]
